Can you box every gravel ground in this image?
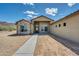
[34,34,77,56]
[0,31,77,56]
[0,31,31,56]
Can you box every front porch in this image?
[33,21,50,33]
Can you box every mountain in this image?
[0,21,15,26]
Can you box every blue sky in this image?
[0,3,79,23]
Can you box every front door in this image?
[40,25,48,33]
[35,24,39,33]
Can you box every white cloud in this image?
[33,16,38,18]
[67,3,76,7]
[24,11,38,15]
[27,14,38,19]
[27,15,33,18]
[23,3,34,6]
[45,8,58,16]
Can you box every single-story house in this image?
[16,10,79,43]
[15,16,54,34]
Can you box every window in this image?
[24,25,27,31]
[63,23,66,26]
[20,25,24,32]
[20,25,27,32]
[59,24,61,27]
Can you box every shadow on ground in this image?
[49,33,79,55]
[8,34,31,36]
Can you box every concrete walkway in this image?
[14,34,38,56]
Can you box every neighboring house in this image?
[16,10,79,43]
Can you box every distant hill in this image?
[0,21,16,31]
[0,21,15,26]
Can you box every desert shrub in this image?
[0,25,16,31]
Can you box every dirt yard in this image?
[34,34,77,56]
[0,31,77,56]
[0,31,31,56]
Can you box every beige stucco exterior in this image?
[51,11,79,43]
[16,20,31,34]
[31,16,54,33]
[16,10,79,43]
[16,16,54,34]
[32,17,53,22]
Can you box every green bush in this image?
[0,25,16,31]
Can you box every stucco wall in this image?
[30,24,34,34]
[17,20,31,34]
[51,13,79,43]
[32,17,52,22]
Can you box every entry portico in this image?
[31,16,54,33]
